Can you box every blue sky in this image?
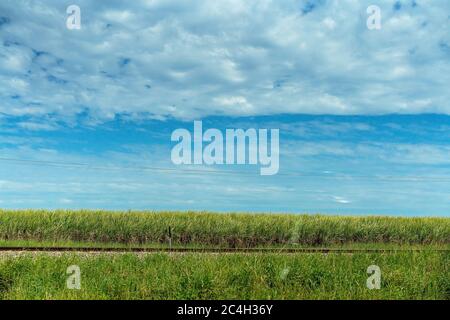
[0,0,449,216]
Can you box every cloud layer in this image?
[1,0,450,124]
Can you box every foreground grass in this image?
[0,210,448,247]
[0,252,448,300]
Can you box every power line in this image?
[0,157,261,176]
[1,156,450,181]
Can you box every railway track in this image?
[0,246,448,254]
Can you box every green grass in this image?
[0,210,448,247]
[0,210,447,300]
[0,251,448,300]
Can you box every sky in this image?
[0,0,450,216]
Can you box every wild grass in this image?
[0,210,448,247]
[0,251,448,300]
[0,210,447,300]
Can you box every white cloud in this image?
[285,140,450,166]
[333,196,351,204]
[0,0,449,125]
[17,122,58,131]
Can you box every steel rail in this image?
[0,247,447,253]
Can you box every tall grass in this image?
[0,251,448,300]
[0,210,448,247]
